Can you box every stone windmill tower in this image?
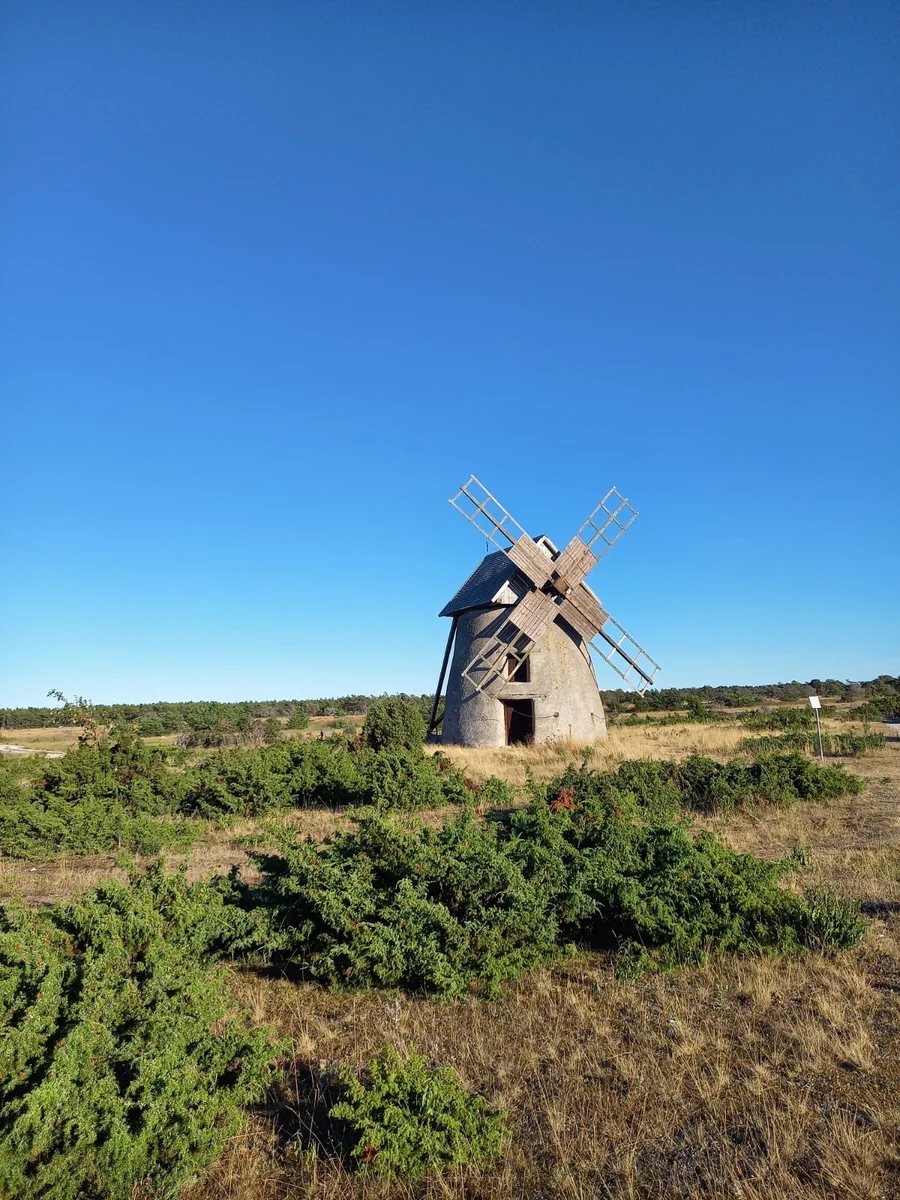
[430,477,660,747]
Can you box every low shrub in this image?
[741,731,886,758]
[796,887,869,952]
[0,736,489,859]
[27,729,188,815]
[0,755,43,799]
[738,707,836,731]
[837,697,900,721]
[679,752,864,812]
[223,810,558,999]
[506,783,865,970]
[0,865,277,1200]
[180,743,310,818]
[617,707,726,728]
[215,755,866,995]
[330,1046,505,1178]
[540,752,865,818]
[360,748,474,812]
[180,741,479,819]
[0,733,203,861]
[361,697,426,752]
[0,791,199,861]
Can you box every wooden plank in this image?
[428,615,458,733]
[509,589,558,641]
[559,585,609,641]
[507,535,553,588]
[553,539,598,589]
[497,683,547,700]
[555,596,596,642]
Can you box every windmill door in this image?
[502,699,534,745]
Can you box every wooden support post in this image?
[429,615,459,735]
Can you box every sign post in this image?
[808,695,824,761]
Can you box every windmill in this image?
[430,476,660,747]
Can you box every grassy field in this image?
[0,712,367,754]
[2,717,899,1197]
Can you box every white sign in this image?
[808,695,822,709]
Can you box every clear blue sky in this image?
[2,1,898,707]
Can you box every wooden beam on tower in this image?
[428,615,459,734]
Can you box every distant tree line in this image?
[0,693,437,733]
[600,675,899,716]
[1,679,897,734]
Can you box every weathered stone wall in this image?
[441,608,508,747]
[441,606,608,747]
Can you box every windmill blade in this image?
[550,538,599,594]
[450,475,557,588]
[449,476,530,552]
[555,586,608,643]
[449,475,658,696]
[462,626,533,696]
[588,614,660,694]
[552,587,659,695]
[573,487,638,561]
[461,590,559,694]
[547,488,638,595]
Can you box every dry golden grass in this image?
[0,713,368,756]
[191,945,900,1200]
[703,748,900,863]
[442,711,880,786]
[0,725,80,753]
[442,722,751,786]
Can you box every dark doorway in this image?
[503,699,534,745]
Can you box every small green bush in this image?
[0,755,42,796]
[837,697,900,721]
[585,752,865,816]
[739,707,823,731]
[796,887,868,951]
[329,1047,505,1179]
[532,752,865,820]
[361,698,426,753]
[359,748,474,812]
[471,772,516,808]
[0,865,277,1200]
[179,741,479,820]
[29,730,188,815]
[0,792,198,860]
[180,745,300,818]
[0,736,492,860]
[741,731,886,758]
[677,752,864,812]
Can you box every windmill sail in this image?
[449,476,660,696]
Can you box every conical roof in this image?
[439,551,524,617]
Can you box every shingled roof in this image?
[439,551,526,617]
